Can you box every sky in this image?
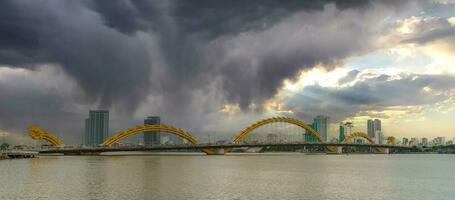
[0,0,455,145]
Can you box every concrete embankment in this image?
[0,151,38,160]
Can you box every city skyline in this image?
[1,1,455,145]
[28,109,455,146]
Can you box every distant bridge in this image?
[29,117,400,155]
[39,143,412,155]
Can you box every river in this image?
[0,154,454,200]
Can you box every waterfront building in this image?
[355,138,364,144]
[374,119,381,132]
[84,110,109,147]
[374,130,383,144]
[339,123,345,142]
[367,119,375,138]
[410,137,419,146]
[433,137,445,146]
[160,135,170,144]
[267,133,278,143]
[402,137,409,146]
[421,138,428,146]
[144,116,161,146]
[167,134,184,145]
[367,119,381,143]
[305,123,319,143]
[313,115,329,142]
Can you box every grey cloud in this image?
[89,0,377,36]
[403,26,455,44]
[0,0,152,111]
[284,71,455,122]
[0,67,86,143]
[338,70,360,85]
[401,17,455,44]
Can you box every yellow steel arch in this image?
[232,117,325,143]
[341,132,389,153]
[28,125,64,147]
[102,124,198,146]
[342,132,375,144]
[101,124,214,154]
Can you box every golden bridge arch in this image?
[101,124,198,146]
[342,132,375,144]
[232,117,325,144]
[341,132,389,153]
[28,125,64,147]
[101,124,214,154]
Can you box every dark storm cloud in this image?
[0,0,151,110]
[0,0,413,110]
[284,71,455,122]
[90,0,375,36]
[0,0,422,142]
[0,67,85,143]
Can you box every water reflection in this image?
[1,154,455,200]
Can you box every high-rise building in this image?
[402,137,409,146]
[375,130,383,144]
[367,119,375,138]
[374,119,381,132]
[144,116,160,146]
[367,119,382,143]
[84,110,109,146]
[305,123,319,143]
[421,138,428,146]
[410,137,419,146]
[433,137,445,146]
[339,123,345,142]
[314,115,330,142]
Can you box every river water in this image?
[0,154,454,200]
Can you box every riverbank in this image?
[0,151,38,160]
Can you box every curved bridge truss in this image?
[342,132,375,144]
[232,117,324,143]
[341,132,389,153]
[102,124,198,146]
[101,124,214,154]
[28,125,64,147]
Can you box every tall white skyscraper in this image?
[374,119,381,132]
[314,115,330,142]
[367,119,375,138]
[367,119,382,143]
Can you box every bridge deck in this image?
[39,143,412,154]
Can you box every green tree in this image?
[0,143,10,150]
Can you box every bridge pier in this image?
[336,146,343,154]
[325,146,342,154]
[374,147,389,154]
